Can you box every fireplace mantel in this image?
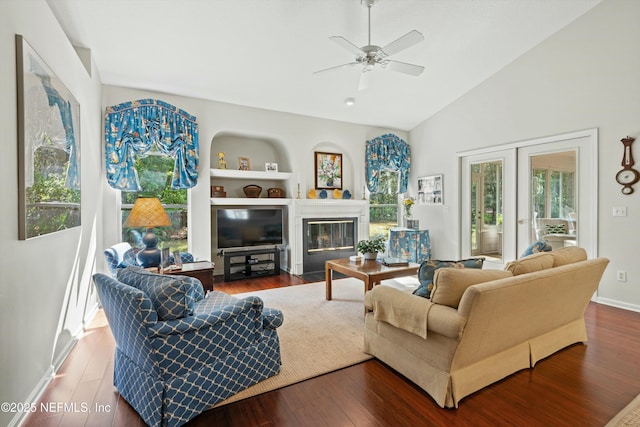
[288,199,369,275]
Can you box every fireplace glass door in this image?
[303,218,357,273]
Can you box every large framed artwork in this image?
[16,35,81,239]
[314,151,342,189]
[418,174,443,205]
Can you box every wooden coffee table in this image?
[325,258,419,300]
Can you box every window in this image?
[532,168,575,218]
[121,153,188,252]
[369,170,400,238]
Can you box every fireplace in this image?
[303,218,357,273]
[289,199,369,275]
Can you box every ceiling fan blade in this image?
[358,70,371,91]
[385,60,425,76]
[313,62,359,74]
[379,30,424,58]
[329,36,365,56]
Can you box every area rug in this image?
[606,393,640,426]
[214,278,373,407]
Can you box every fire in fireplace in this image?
[302,217,357,273]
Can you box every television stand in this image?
[223,247,281,282]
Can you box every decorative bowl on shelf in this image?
[267,187,285,198]
[243,184,262,198]
[342,189,352,199]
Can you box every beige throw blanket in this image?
[367,285,433,339]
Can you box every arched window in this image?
[365,134,411,237]
[104,99,199,252]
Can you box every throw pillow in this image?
[431,269,513,308]
[413,258,485,299]
[117,247,140,269]
[520,240,552,258]
[504,252,554,275]
[117,266,196,321]
[545,223,567,234]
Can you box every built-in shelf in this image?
[210,197,292,206]
[210,169,292,181]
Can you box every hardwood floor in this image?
[23,273,640,427]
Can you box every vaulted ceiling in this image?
[48,0,602,131]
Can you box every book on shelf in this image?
[381,257,409,267]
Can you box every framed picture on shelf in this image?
[173,250,182,268]
[238,157,251,171]
[418,174,443,205]
[161,248,171,269]
[265,162,278,172]
[314,151,342,189]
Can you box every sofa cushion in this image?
[117,266,196,320]
[549,246,587,267]
[520,240,552,258]
[414,258,485,299]
[504,252,554,275]
[431,269,513,308]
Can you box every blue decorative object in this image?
[104,99,199,191]
[319,189,327,199]
[520,240,552,258]
[93,268,283,427]
[342,189,352,199]
[365,134,411,194]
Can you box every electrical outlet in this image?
[613,206,628,217]
[617,270,627,282]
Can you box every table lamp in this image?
[123,197,172,267]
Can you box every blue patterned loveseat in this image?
[93,266,283,427]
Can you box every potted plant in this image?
[357,236,387,260]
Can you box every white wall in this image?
[409,0,640,310]
[102,85,407,272]
[0,1,104,426]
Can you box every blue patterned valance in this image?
[365,133,411,193]
[104,99,199,191]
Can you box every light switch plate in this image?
[613,206,627,217]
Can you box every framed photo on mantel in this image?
[418,174,443,205]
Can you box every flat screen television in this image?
[217,208,284,249]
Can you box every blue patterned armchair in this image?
[93,267,283,427]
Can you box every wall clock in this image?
[616,136,639,195]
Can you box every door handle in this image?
[518,219,528,225]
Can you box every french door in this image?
[516,130,598,258]
[461,129,598,268]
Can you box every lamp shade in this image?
[123,198,172,228]
[123,198,172,268]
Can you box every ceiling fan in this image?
[314,0,425,91]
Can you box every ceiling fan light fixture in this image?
[315,0,425,90]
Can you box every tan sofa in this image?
[364,246,608,408]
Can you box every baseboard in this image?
[8,364,54,427]
[10,302,100,427]
[595,296,640,313]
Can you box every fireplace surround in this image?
[289,199,369,275]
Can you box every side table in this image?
[388,228,431,263]
[158,261,215,292]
